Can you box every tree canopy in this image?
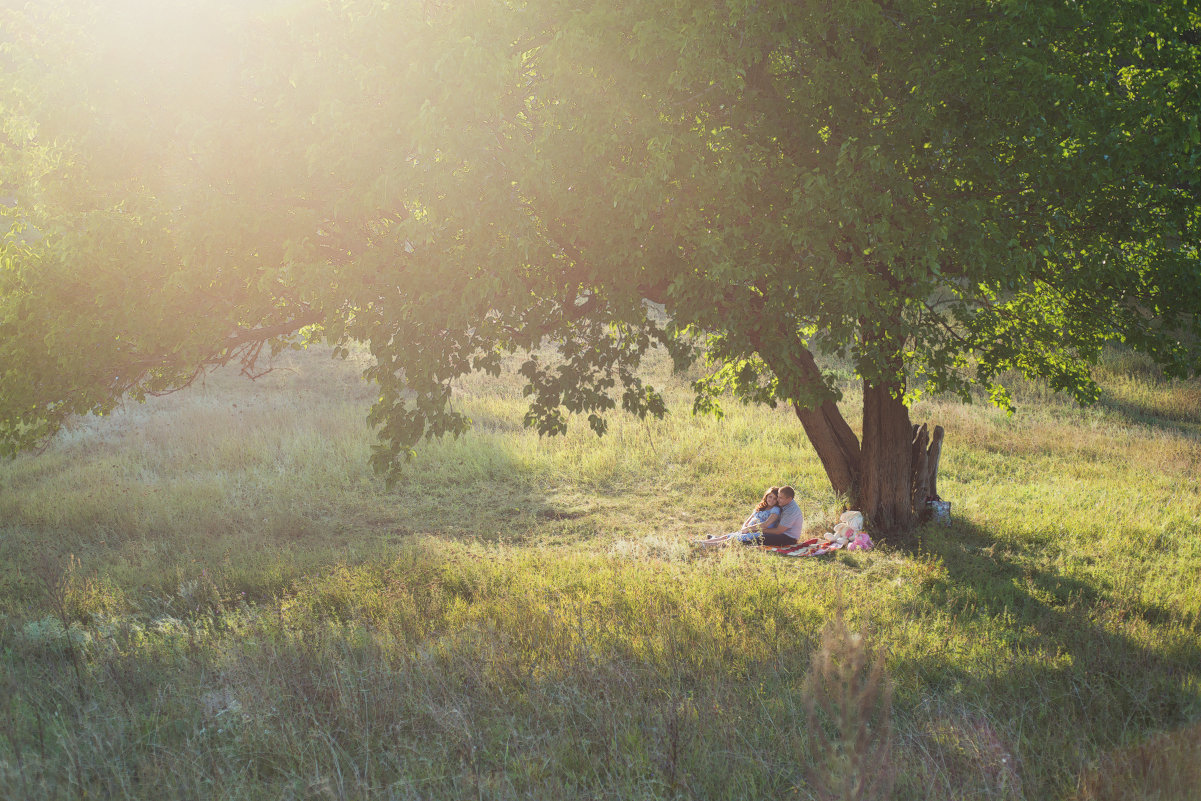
[2,0,1199,528]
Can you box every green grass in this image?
[0,344,1198,800]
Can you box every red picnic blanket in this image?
[758,537,842,557]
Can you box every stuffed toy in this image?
[846,531,873,551]
[823,510,868,548]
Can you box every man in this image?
[752,485,804,546]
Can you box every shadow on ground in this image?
[892,517,1200,794]
[1094,385,1201,436]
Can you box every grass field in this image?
[1,344,1198,800]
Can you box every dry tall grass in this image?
[1075,721,1201,801]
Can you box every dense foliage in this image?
[2,0,1198,528]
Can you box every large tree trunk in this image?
[860,382,916,533]
[758,337,943,537]
[792,384,945,536]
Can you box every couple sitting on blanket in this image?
[705,485,804,546]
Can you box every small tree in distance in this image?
[1,0,1198,534]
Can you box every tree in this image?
[2,0,1198,533]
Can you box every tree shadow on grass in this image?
[914,519,1190,638]
[892,518,1200,794]
[1095,391,1201,437]
[376,423,597,545]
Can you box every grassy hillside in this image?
[1,344,1198,800]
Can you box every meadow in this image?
[0,343,1198,800]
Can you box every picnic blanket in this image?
[758,537,842,557]
[757,514,874,556]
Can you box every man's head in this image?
[778,486,795,504]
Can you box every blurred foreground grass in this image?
[0,345,1198,800]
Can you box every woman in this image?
[701,487,781,546]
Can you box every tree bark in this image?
[793,399,861,499]
[910,423,930,513]
[860,382,915,534]
[927,425,944,500]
